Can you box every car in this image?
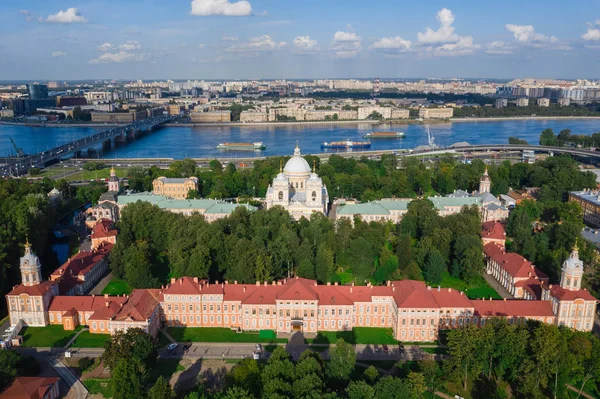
[255,344,263,353]
[374,344,381,352]
[382,344,389,353]
[183,344,191,353]
[398,343,405,352]
[167,343,178,351]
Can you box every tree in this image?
[221,386,255,399]
[148,376,173,399]
[102,328,155,370]
[346,380,376,399]
[346,237,375,283]
[110,359,143,399]
[418,359,440,393]
[326,338,356,381]
[444,325,482,391]
[508,136,529,145]
[363,365,379,384]
[424,250,445,284]
[540,128,556,146]
[226,358,261,397]
[374,376,412,399]
[460,247,484,284]
[396,234,413,273]
[407,372,427,399]
[574,336,600,399]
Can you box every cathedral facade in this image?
[265,145,329,220]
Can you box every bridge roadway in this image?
[0,115,171,177]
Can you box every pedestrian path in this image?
[566,384,597,399]
[63,328,87,349]
[50,359,88,399]
[160,328,177,343]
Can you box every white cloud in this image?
[119,40,141,51]
[583,20,600,41]
[331,30,362,58]
[370,36,412,53]
[417,8,459,44]
[191,0,252,16]
[293,36,319,53]
[20,10,33,22]
[198,44,206,48]
[89,51,144,64]
[505,24,558,47]
[225,35,286,56]
[221,35,239,41]
[52,51,67,57]
[485,41,513,55]
[46,8,87,24]
[98,43,113,52]
[416,9,477,56]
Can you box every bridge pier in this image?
[74,150,82,159]
[102,139,111,150]
[126,130,137,139]
[114,133,126,143]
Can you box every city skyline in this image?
[1,1,600,80]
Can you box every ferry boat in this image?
[216,142,266,151]
[321,140,371,149]
[363,131,405,139]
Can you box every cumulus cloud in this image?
[416,9,477,56]
[52,51,67,57]
[221,35,239,41]
[98,43,113,52]
[293,36,319,53]
[119,40,142,51]
[46,8,87,24]
[225,35,286,56]
[485,41,513,55]
[331,30,362,58]
[198,43,206,48]
[191,0,252,16]
[20,10,33,21]
[370,36,412,54]
[505,24,559,47]
[582,20,600,41]
[89,51,144,64]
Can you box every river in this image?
[2,119,600,159]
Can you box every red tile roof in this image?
[481,221,506,241]
[7,281,56,297]
[276,277,319,301]
[49,295,125,313]
[473,299,555,317]
[391,280,441,308]
[548,285,597,302]
[0,377,59,399]
[89,299,128,321]
[514,277,544,299]
[162,277,202,296]
[113,289,161,322]
[430,286,474,308]
[51,243,113,280]
[483,242,548,279]
[91,219,117,239]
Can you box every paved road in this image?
[50,359,88,399]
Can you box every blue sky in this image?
[1,0,600,80]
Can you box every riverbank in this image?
[451,116,600,122]
[0,121,119,128]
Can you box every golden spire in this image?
[25,234,31,248]
[573,239,579,252]
[313,159,316,173]
[110,166,116,174]
[279,159,283,173]
[295,140,299,149]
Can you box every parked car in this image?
[398,343,405,352]
[382,344,389,354]
[255,344,263,353]
[374,344,381,352]
[167,343,178,351]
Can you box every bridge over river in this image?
[0,116,171,177]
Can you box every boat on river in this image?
[363,131,405,139]
[216,142,266,151]
[321,140,371,149]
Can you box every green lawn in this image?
[166,327,287,343]
[101,278,132,296]
[70,331,110,348]
[20,325,82,348]
[147,359,185,382]
[335,271,355,285]
[309,327,398,345]
[438,272,501,300]
[64,167,130,182]
[27,167,76,178]
[84,378,112,398]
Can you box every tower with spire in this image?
[479,167,491,194]
[20,237,42,286]
[560,242,584,291]
[108,167,120,192]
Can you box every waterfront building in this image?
[537,98,551,107]
[516,98,530,107]
[91,110,146,123]
[152,176,198,199]
[265,145,329,220]
[0,376,60,399]
[357,106,392,120]
[569,190,600,227]
[240,111,268,122]
[391,108,410,119]
[26,84,48,100]
[190,111,231,123]
[495,99,508,108]
[418,107,454,119]
[559,98,571,107]
[481,221,506,247]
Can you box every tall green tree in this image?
[326,338,356,381]
[110,359,143,399]
[148,376,173,399]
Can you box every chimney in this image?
[327,282,331,286]
[234,281,238,284]
[386,281,391,286]
[460,291,463,296]
[427,286,431,291]
[503,298,506,301]
[216,280,219,285]
[351,282,355,286]
[179,279,183,285]
[225,281,229,285]
[193,277,198,283]
[104,294,108,298]
[438,286,441,292]
[264,281,267,286]
[334,282,338,286]
[273,281,276,286]
[350,287,353,293]
[549,284,553,289]
[314,282,317,286]
[256,281,260,286]
[448,288,451,292]
[392,287,395,292]
[105,301,110,308]
[171,278,176,283]
[243,287,246,293]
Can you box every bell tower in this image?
[20,237,42,287]
[108,167,120,192]
[560,243,584,291]
[479,166,491,194]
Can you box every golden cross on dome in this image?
[313,159,316,173]
[25,234,31,248]
[279,159,283,173]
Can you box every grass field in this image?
[438,272,501,300]
[335,271,355,285]
[84,378,112,398]
[20,325,82,348]
[101,278,132,296]
[309,327,398,345]
[27,167,76,178]
[166,327,287,343]
[148,359,185,381]
[63,167,129,182]
[70,331,110,348]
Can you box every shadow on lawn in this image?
[311,329,358,345]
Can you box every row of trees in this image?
[453,103,600,118]
[539,127,600,148]
[444,318,600,398]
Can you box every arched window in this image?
[300,182,303,188]
[312,191,317,201]
[295,182,299,188]
[278,191,283,200]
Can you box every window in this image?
[312,191,316,201]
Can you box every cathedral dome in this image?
[283,146,311,176]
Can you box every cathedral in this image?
[265,145,329,220]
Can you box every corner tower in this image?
[21,237,42,286]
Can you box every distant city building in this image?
[522,150,535,164]
[190,111,231,123]
[152,176,199,199]
[56,96,87,107]
[240,111,268,122]
[358,106,392,120]
[91,110,146,123]
[265,145,329,220]
[537,98,551,107]
[559,98,571,107]
[516,98,529,107]
[495,99,508,108]
[569,190,600,227]
[167,104,181,116]
[418,107,454,119]
[26,84,48,100]
[391,108,410,119]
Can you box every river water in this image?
[2,119,600,159]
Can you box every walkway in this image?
[482,272,514,299]
[50,359,88,399]
[566,384,597,399]
[64,328,87,349]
